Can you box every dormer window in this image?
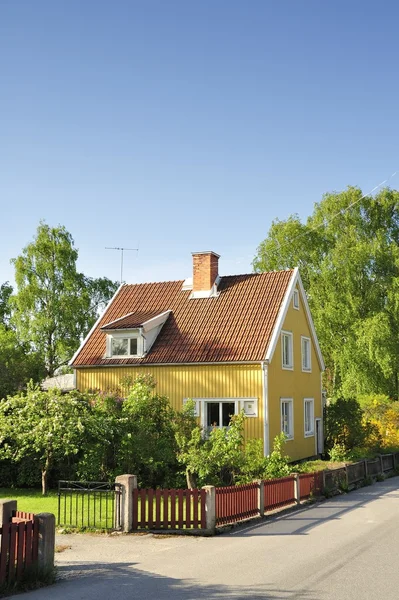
[106,332,142,358]
[111,336,138,357]
[102,310,172,360]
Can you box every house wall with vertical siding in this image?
[267,287,323,461]
[76,363,264,442]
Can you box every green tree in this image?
[0,282,13,327]
[254,187,399,398]
[324,397,372,454]
[119,375,180,488]
[11,222,118,376]
[0,326,45,399]
[0,384,91,494]
[176,412,246,487]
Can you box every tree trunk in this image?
[42,469,48,495]
[186,469,198,490]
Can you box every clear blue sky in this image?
[1,0,398,286]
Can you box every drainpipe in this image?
[261,361,270,457]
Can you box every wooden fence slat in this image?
[132,489,138,530]
[170,489,176,529]
[162,490,169,529]
[155,490,161,528]
[140,490,146,528]
[25,521,33,569]
[177,490,184,528]
[147,489,154,529]
[0,525,9,584]
[8,523,18,583]
[184,490,191,528]
[192,489,199,528]
[16,522,25,580]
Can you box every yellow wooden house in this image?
[71,251,325,461]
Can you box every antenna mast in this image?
[105,246,139,283]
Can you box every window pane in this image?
[303,339,310,369]
[283,334,292,367]
[207,403,220,427]
[222,402,235,426]
[111,338,128,356]
[130,338,138,355]
[305,400,313,434]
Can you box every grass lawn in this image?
[0,488,58,516]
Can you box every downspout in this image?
[261,361,270,457]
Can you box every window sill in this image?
[304,432,314,438]
[302,368,312,373]
[282,365,294,371]
[284,436,294,441]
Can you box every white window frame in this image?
[183,398,200,417]
[280,398,294,440]
[301,336,312,372]
[281,331,294,370]
[293,289,299,310]
[192,398,258,430]
[304,398,315,437]
[201,398,239,430]
[106,331,143,358]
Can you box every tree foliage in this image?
[0,282,13,327]
[0,384,91,494]
[254,187,399,398]
[0,325,44,400]
[11,222,118,376]
[324,397,379,459]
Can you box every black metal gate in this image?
[58,481,122,530]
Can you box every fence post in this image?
[364,459,368,479]
[0,499,17,527]
[36,513,55,571]
[202,486,216,535]
[256,480,264,517]
[293,473,300,504]
[378,455,384,475]
[115,474,137,533]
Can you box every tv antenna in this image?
[105,246,139,283]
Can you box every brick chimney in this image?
[192,251,220,294]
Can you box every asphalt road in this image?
[16,478,399,600]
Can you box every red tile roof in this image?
[101,311,166,330]
[72,270,294,367]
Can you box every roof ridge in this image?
[121,270,295,288]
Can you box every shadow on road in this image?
[48,561,316,600]
[227,478,399,538]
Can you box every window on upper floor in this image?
[282,331,293,369]
[293,289,299,309]
[281,398,294,439]
[301,336,311,372]
[106,333,142,358]
[304,398,314,437]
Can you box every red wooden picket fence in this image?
[215,482,259,526]
[299,472,323,500]
[132,488,206,530]
[263,476,296,511]
[0,512,39,585]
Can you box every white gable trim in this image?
[265,268,298,364]
[142,310,171,333]
[265,268,325,371]
[69,284,124,366]
[297,271,325,371]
